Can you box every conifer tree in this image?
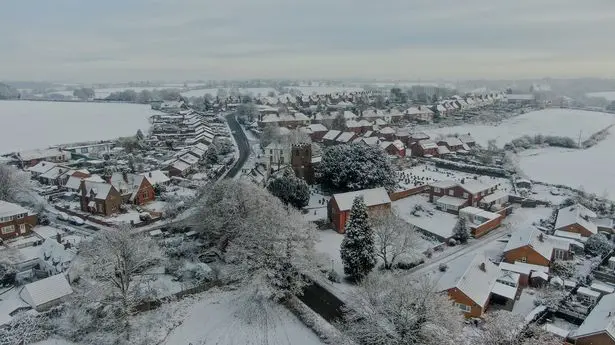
[340,196,376,280]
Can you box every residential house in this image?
[265,142,291,171]
[572,293,615,345]
[306,123,329,142]
[406,106,434,123]
[429,180,499,211]
[490,271,521,311]
[329,187,391,233]
[20,274,73,312]
[478,191,509,211]
[458,206,504,238]
[14,148,70,168]
[78,180,123,216]
[437,145,452,156]
[408,132,430,145]
[503,227,571,267]
[555,204,598,237]
[411,140,439,157]
[109,172,155,206]
[38,165,74,186]
[499,261,549,288]
[378,127,396,141]
[166,160,192,177]
[38,238,77,276]
[437,253,501,318]
[0,201,37,241]
[381,140,406,158]
[322,130,342,145]
[335,132,357,145]
[26,161,56,178]
[140,170,171,187]
[458,134,476,148]
[438,137,466,152]
[505,94,536,105]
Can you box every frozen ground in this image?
[586,91,615,101]
[424,108,615,147]
[303,189,330,222]
[163,289,325,345]
[32,339,78,345]
[393,194,458,240]
[397,164,513,192]
[518,129,615,198]
[181,87,277,98]
[0,100,156,154]
[288,86,364,95]
[512,288,538,317]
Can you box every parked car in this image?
[57,212,69,221]
[69,216,85,226]
[139,213,152,221]
[38,215,50,225]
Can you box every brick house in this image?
[78,180,123,216]
[429,180,499,211]
[0,201,37,241]
[410,140,438,157]
[573,293,615,345]
[328,187,391,233]
[437,137,466,152]
[109,172,155,206]
[381,140,406,158]
[458,206,504,238]
[554,204,598,237]
[306,124,329,142]
[503,227,571,267]
[437,253,501,318]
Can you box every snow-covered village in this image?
[2,2,615,345]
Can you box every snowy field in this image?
[586,91,615,101]
[288,86,364,95]
[181,87,277,98]
[163,289,325,345]
[93,87,180,98]
[397,164,513,192]
[518,130,615,198]
[424,109,615,147]
[0,100,156,154]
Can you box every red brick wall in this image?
[134,179,156,205]
[390,186,429,201]
[576,333,615,345]
[446,287,485,318]
[504,245,550,266]
[472,215,503,238]
[0,214,37,241]
[560,223,593,237]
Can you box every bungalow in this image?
[411,140,439,157]
[555,204,597,237]
[458,206,503,238]
[78,180,123,216]
[438,137,465,152]
[429,180,499,210]
[478,190,509,211]
[572,292,615,345]
[0,201,37,241]
[38,238,77,276]
[38,166,74,186]
[20,274,73,312]
[109,172,155,205]
[437,145,452,156]
[26,161,56,178]
[437,253,501,318]
[503,227,571,267]
[329,187,391,233]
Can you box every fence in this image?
[54,205,116,228]
[389,185,429,201]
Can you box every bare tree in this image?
[0,164,32,203]
[0,313,51,345]
[469,310,562,345]
[340,271,464,345]
[371,212,420,269]
[69,227,164,343]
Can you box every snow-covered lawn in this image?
[397,164,513,192]
[586,91,615,101]
[527,182,572,205]
[142,201,168,213]
[512,288,538,317]
[163,289,326,345]
[504,206,552,237]
[424,108,615,147]
[303,189,330,222]
[0,287,29,326]
[517,129,615,198]
[0,100,156,154]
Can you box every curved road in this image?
[224,113,251,179]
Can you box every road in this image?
[224,113,251,179]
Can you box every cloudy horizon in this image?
[2,0,615,83]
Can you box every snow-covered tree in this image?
[317,143,395,192]
[190,179,318,301]
[550,260,576,279]
[267,169,310,209]
[340,272,463,345]
[371,212,420,269]
[260,123,281,148]
[0,313,51,345]
[67,227,164,343]
[0,163,32,204]
[0,247,20,287]
[535,286,567,311]
[453,217,470,244]
[470,310,561,345]
[340,196,376,280]
[585,233,613,257]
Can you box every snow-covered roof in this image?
[543,324,570,339]
[80,181,114,200]
[358,137,379,146]
[140,170,170,186]
[436,195,468,207]
[39,166,72,180]
[110,172,146,198]
[27,161,57,174]
[18,148,66,161]
[379,127,395,135]
[0,200,29,218]
[503,227,570,262]
[419,140,438,150]
[38,238,76,273]
[458,134,475,144]
[491,282,517,300]
[591,282,615,294]
[333,187,391,211]
[406,106,434,115]
[459,206,500,222]
[458,180,497,195]
[335,132,355,143]
[430,180,458,189]
[392,140,405,151]
[322,130,341,141]
[20,274,73,309]
[553,230,583,241]
[575,293,615,339]
[506,94,535,101]
[500,261,549,275]
[577,287,601,298]
[308,123,328,132]
[479,190,509,204]
[171,160,191,172]
[437,253,501,308]
[437,145,451,155]
[440,137,463,147]
[555,204,597,235]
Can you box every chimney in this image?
[479,262,486,272]
[64,242,72,250]
[56,232,62,244]
[538,233,544,242]
[122,171,128,183]
[149,171,152,178]
[80,178,86,198]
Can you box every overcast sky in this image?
[1,0,615,82]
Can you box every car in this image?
[69,216,85,226]
[57,212,69,221]
[139,213,152,221]
[38,215,50,225]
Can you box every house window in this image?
[434,187,441,193]
[19,224,26,234]
[454,302,471,313]
[554,250,565,260]
[1,225,15,234]
[81,148,89,154]
[97,203,103,213]
[448,190,454,196]
[463,192,468,198]
[520,257,527,263]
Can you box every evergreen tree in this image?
[340,196,376,280]
[266,170,310,209]
[453,217,470,244]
